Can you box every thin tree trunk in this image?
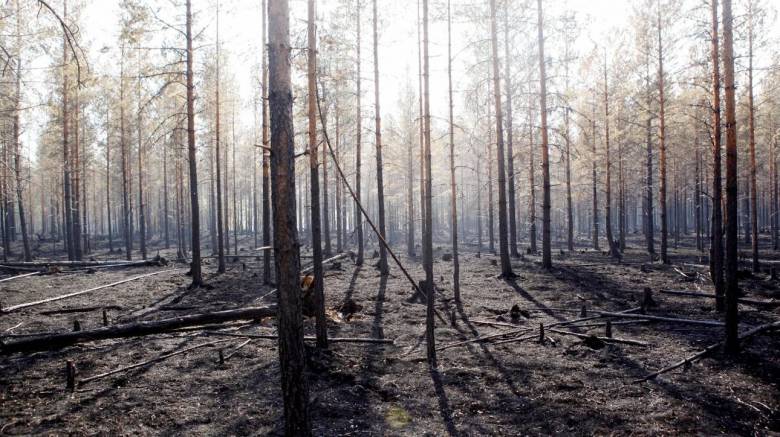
[603,53,619,259]
[215,5,226,273]
[422,0,436,368]
[62,0,74,261]
[120,45,131,261]
[503,4,518,257]
[447,0,459,301]
[372,0,388,275]
[13,2,31,262]
[721,0,739,354]
[136,47,146,260]
[262,0,271,285]
[657,2,669,264]
[185,0,203,287]
[106,110,113,253]
[307,0,327,349]
[747,2,759,273]
[354,0,364,266]
[591,99,599,251]
[710,0,725,312]
[232,109,238,254]
[537,0,552,268]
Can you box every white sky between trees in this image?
[19,0,778,165]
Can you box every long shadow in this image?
[452,299,527,399]
[429,365,459,436]
[502,277,568,323]
[340,266,362,308]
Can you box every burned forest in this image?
[1,0,780,435]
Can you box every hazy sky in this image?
[20,0,777,157]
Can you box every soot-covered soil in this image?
[0,236,778,435]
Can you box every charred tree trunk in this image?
[185,0,203,287]
[489,0,514,277]
[354,0,364,266]
[537,0,552,268]
[503,5,518,257]
[62,0,74,261]
[422,0,436,367]
[262,0,272,285]
[721,0,739,354]
[13,4,31,262]
[120,46,132,261]
[136,48,146,260]
[269,0,312,431]
[657,2,669,264]
[591,101,599,251]
[604,54,620,259]
[106,110,113,253]
[747,4,759,273]
[447,0,460,300]
[372,0,388,275]
[307,0,327,349]
[215,6,226,273]
[645,40,655,257]
[710,0,725,312]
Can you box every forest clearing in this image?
[1,0,779,435]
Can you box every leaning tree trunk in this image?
[185,0,203,288]
[721,0,739,354]
[268,0,312,431]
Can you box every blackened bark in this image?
[269,0,312,430]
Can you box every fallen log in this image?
[79,339,233,386]
[659,289,779,307]
[0,269,179,313]
[568,319,652,329]
[0,257,167,269]
[222,339,254,362]
[549,307,642,328]
[596,311,724,327]
[203,331,394,344]
[471,319,524,329]
[0,271,41,283]
[0,305,277,354]
[548,328,649,346]
[438,307,641,351]
[437,328,533,351]
[633,321,780,383]
[39,305,123,316]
